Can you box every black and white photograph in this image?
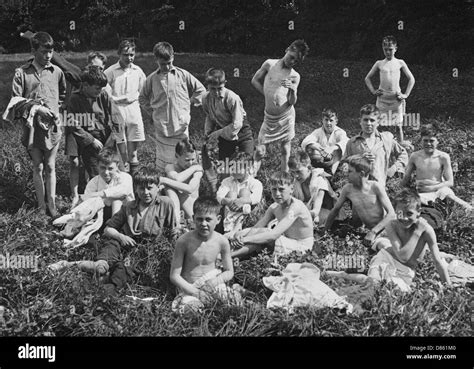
[0,0,472,368]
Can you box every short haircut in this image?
[153,42,174,60]
[87,51,107,65]
[118,39,135,54]
[230,150,253,164]
[268,171,294,187]
[175,138,196,156]
[193,196,221,216]
[205,68,226,85]
[31,32,54,50]
[133,166,161,188]
[288,150,311,170]
[81,65,108,87]
[345,155,371,176]
[360,104,380,118]
[382,35,397,46]
[322,107,338,119]
[97,148,119,165]
[288,39,309,61]
[394,189,421,211]
[420,124,438,138]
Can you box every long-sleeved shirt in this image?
[202,88,246,141]
[301,126,348,155]
[105,195,176,237]
[216,176,263,205]
[138,66,205,137]
[344,130,408,186]
[65,89,115,148]
[84,171,134,206]
[11,59,66,149]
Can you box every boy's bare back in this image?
[177,230,229,284]
[262,59,299,116]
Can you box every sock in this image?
[129,162,139,177]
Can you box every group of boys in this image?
[6,32,471,312]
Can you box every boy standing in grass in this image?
[344,104,408,187]
[252,39,309,173]
[229,171,314,259]
[9,32,66,217]
[324,155,396,248]
[105,39,146,176]
[201,68,254,193]
[365,35,415,134]
[288,150,335,226]
[161,138,203,226]
[139,41,206,172]
[329,190,451,292]
[401,124,472,211]
[170,197,237,314]
[216,152,263,236]
[300,108,348,174]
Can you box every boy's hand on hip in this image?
[396,92,407,101]
[374,89,384,96]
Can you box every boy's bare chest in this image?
[189,241,220,263]
[416,155,442,173]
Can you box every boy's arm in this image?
[214,94,244,141]
[284,73,300,106]
[138,76,153,117]
[12,68,25,97]
[251,205,276,229]
[400,154,416,187]
[205,238,234,288]
[364,61,381,95]
[241,203,299,244]
[160,171,203,195]
[165,164,203,183]
[169,238,201,296]
[185,72,206,107]
[58,70,67,106]
[101,173,133,200]
[425,228,451,285]
[399,60,415,99]
[388,138,409,176]
[251,60,270,95]
[52,53,82,88]
[249,180,263,205]
[103,207,136,247]
[216,181,231,205]
[370,183,396,235]
[324,185,349,231]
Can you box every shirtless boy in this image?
[229,171,314,259]
[325,155,395,247]
[401,124,472,210]
[170,197,234,313]
[365,35,415,134]
[252,39,309,173]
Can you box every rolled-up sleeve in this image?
[103,173,133,199]
[220,94,243,141]
[249,179,263,205]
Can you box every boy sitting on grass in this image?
[401,124,472,211]
[215,152,263,237]
[300,107,348,174]
[324,155,395,248]
[288,150,336,226]
[49,167,177,295]
[328,189,451,292]
[83,148,134,218]
[170,197,239,314]
[161,138,203,226]
[229,171,314,260]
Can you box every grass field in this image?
[0,51,473,336]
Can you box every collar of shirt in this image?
[129,195,162,210]
[353,129,382,141]
[31,59,54,72]
[156,66,177,75]
[112,61,140,71]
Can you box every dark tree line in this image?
[0,0,472,68]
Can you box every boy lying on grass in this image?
[288,150,336,226]
[170,197,242,314]
[324,155,395,248]
[328,189,451,292]
[401,124,472,211]
[229,171,314,260]
[49,167,178,295]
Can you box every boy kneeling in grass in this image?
[170,197,241,314]
[328,189,451,292]
[324,155,395,248]
[49,167,177,294]
[229,171,314,260]
[401,124,472,211]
